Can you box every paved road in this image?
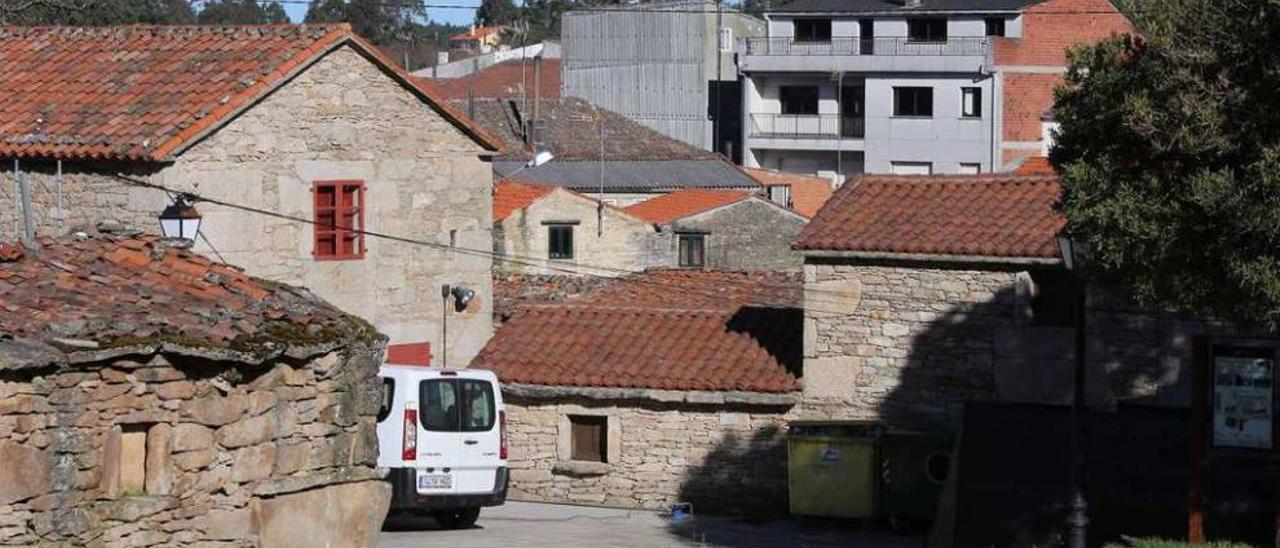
[379,501,923,548]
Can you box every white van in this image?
[376,365,508,528]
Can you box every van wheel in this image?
[434,508,480,529]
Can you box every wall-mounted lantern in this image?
[158,195,202,242]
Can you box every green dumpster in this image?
[879,429,953,529]
[787,421,882,519]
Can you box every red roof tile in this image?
[0,25,503,162]
[741,167,835,218]
[493,179,555,221]
[472,270,801,393]
[0,229,374,363]
[423,58,562,100]
[1013,156,1056,175]
[794,173,1065,259]
[450,26,505,41]
[624,188,754,224]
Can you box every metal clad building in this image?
[562,1,763,161]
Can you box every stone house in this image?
[0,230,388,547]
[625,188,810,271]
[492,179,667,277]
[740,167,835,218]
[0,24,503,368]
[791,172,1246,431]
[471,270,804,513]
[462,97,762,206]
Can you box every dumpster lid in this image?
[788,420,884,438]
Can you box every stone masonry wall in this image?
[0,345,388,547]
[504,397,792,514]
[0,44,495,367]
[495,189,669,277]
[665,199,806,272]
[802,260,1218,431]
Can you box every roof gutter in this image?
[801,249,1063,266]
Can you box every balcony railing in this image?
[750,114,865,139]
[744,36,989,57]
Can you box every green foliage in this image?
[1,0,197,25]
[196,0,288,24]
[1106,536,1258,548]
[303,0,428,44]
[1051,0,1280,328]
[476,0,518,26]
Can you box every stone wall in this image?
[0,44,494,367]
[664,198,806,272]
[504,395,793,514]
[494,188,668,277]
[801,259,1230,431]
[0,344,389,547]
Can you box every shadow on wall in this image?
[726,306,804,379]
[674,425,788,518]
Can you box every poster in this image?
[1212,347,1275,450]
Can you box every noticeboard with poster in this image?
[1212,346,1276,450]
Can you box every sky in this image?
[280,1,483,27]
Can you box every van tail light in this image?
[499,410,508,460]
[402,408,418,461]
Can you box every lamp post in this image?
[158,195,202,244]
[1058,234,1089,548]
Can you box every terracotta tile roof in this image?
[794,173,1065,259]
[0,229,375,368]
[493,179,556,221]
[1013,156,1056,175]
[0,24,502,162]
[459,97,719,162]
[473,270,801,393]
[451,25,505,41]
[624,189,755,224]
[741,167,835,218]
[423,58,562,100]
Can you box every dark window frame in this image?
[678,233,706,268]
[313,180,366,261]
[984,17,1006,37]
[793,18,833,43]
[907,18,947,43]
[569,415,608,463]
[548,224,575,260]
[780,85,820,115]
[961,87,983,118]
[893,87,934,117]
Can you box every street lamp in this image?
[439,284,476,369]
[158,195,202,243]
[1058,234,1089,548]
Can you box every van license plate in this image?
[417,474,451,489]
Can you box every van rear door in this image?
[455,378,500,494]
[418,377,464,495]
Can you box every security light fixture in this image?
[158,195,202,242]
[527,150,554,168]
[1057,234,1089,271]
[451,286,476,311]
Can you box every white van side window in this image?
[377,377,394,423]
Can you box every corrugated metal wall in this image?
[562,6,711,149]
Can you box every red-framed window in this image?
[313,180,366,260]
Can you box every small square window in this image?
[907,18,947,42]
[678,233,706,268]
[313,180,365,260]
[548,225,574,260]
[984,17,1006,37]
[961,87,982,118]
[891,161,933,175]
[569,415,608,463]
[893,87,933,117]
[958,163,982,174]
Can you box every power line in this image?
[244,0,1141,16]
[95,170,862,312]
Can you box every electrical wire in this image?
[95,171,869,313]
